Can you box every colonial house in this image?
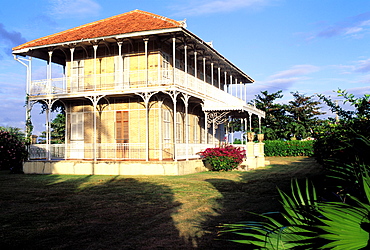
[13,10,265,175]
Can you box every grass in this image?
[0,157,323,249]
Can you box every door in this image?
[116,111,129,158]
[69,113,84,158]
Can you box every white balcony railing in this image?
[28,68,247,108]
[29,144,66,159]
[29,143,215,161]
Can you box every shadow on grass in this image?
[0,157,324,249]
[0,172,191,249]
[197,157,325,249]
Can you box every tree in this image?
[0,126,25,141]
[286,91,325,140]
[315,89,370,164]
[251,90,289,140]
[50,113,65,143]
[39,113,66,144]
[0,127,27,172]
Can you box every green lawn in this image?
[0,157,323,249]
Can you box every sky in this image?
[1,0,370,134]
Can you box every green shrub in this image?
[198,145,246,171]
[232,138,246,144]
[222,177,370,249]
[315,90,370,165]
[264,140,314,156]
[0,130,28,173]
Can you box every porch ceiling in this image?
[203,100,265,118]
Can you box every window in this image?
[114,55,130,88]
[70,113,84,141]
[193,116,199,143]
[71,60,84,92]
[176,112,182,143]
[163,109,171,144]
[200,117,205,143]
[116,111,129,143]
[162,53,170,80]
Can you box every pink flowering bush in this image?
[0,130,28,173]
[198,145,246,171]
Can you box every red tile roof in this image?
[13,10,183,51]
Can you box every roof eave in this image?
[181,28,254,83]
[12,27,184,55]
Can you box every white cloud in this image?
[355,58,370,73]
[245,64,320,100]
[312,12,370,40]
[270,65,319,79]
[172,0,278,16]
[48,0,101,19]
[344,27,363,35]
[345,86,370,96]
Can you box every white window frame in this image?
[163,109,171,144]
[70,112,84,141]
[176,112,182,143]
[162,53,171,80]
[193,116,199,143]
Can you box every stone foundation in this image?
[23,159,207,175]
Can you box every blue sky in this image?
[1,0,370,134]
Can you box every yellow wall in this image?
[66,51,162,91]
[65,95,209,160]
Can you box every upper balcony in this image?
[28,67,263,116]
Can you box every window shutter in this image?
[116,111,129,143]
[71,113,84,140]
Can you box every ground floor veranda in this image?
[24,142,266,175]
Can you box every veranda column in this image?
[65,104,69,159]
[158,100,163,160]
[249,112,252,132]
[93,44,98,91]
[136,92,158,161]
[28,57,32,94]
[26,57,32,146]
[46,106,51,160]
[173,93,178,161]
[212,119,215,146]
[203,57,206,82]
[117,41,123,87]
[145,96,149,161]
[86,95,105,163]
[184,44,188,88]
[224,71,227,92]
[258,116,262,134]
[240,118,244,145]
[231,118,234,144]
[237,78,241,99]
[244,117,248,148]
[69,48,75,92]
[204,112,208,144]
[230,75,233,95]
[181,94,190,161]
[14,56,32,145]
[172,37,176,84]
[157,51,161,84]
[144,38,149,87]
[211,62,214,87]
[47,51,53,95]
[194,51,197,79]
[45,99,57,161]
[244,83,247,102]
[92,97,98,162]
[218,67,221,89]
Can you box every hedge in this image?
[264,140,314,157]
